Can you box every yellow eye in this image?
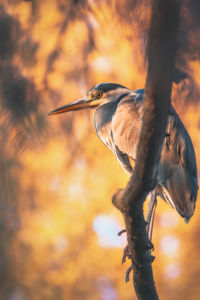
[96,91,103,98]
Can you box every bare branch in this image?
[113,0,181,299]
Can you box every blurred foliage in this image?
[0,0,199,299]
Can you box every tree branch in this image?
[112,0,181,299]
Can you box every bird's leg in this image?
[145,189,158,254]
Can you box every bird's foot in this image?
[118,229,155,283]
[118,230,131,264]
[124,253,155,283]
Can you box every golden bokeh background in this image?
[0,1,200,299]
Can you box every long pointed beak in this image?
[47,98,99,116]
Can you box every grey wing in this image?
[111,92,143,162]
[160,106,198,221]
[113,143,134,175]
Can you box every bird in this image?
[47,82,198,236]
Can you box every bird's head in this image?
[47,82,128,116]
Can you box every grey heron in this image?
[47,82,198,239]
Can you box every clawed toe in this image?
[125,265,133,283]
[122,244,131,264]
[149,255,155,263]
[118,229,126,236]
[117,229,131,263]
[145,240,154,251]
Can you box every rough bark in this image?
[112,0,181,299]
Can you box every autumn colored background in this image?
[0,1,200,299]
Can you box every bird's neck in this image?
[94,92,130,130]
[94,101,117,131]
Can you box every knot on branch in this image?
[112,188,126,213]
